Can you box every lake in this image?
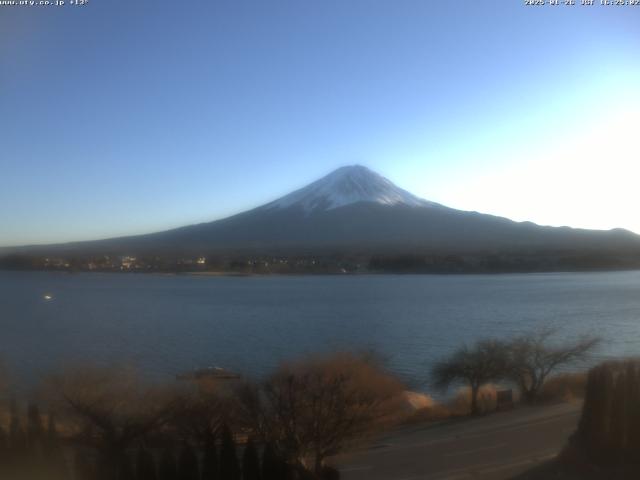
[1,270,640,391]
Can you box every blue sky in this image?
[1,1,639,246]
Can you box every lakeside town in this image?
[0,254,360,275]
[3,249,640,276]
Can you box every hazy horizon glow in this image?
[1,1,639,247]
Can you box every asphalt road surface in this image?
[336,403,581,480]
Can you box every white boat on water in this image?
[43,294,53,301]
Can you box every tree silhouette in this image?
[241,353,402,473]
[261,443,280,480]
[45,412,59,455]
[178,443,200,480]
[118,453,136,480]
[220,425,240,480]
[27,403,45,455]
[201,436,219,480]
[41,412,68,480]
[507,329,599,403]
[432,340,508,415]
[137,447,157,480]
[158,447,178,480]
[0,425,9,477]
[261,443,291,480]
[74,448,96,480]
[242,437,261,480]
[9,399,27,461]
[54,366,177,480]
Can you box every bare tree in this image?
[170,386,236,448]
[506,328,599,403]
[431,340,509,415]
[48,366,178,480]
[238,352,403,474]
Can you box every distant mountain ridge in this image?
[3,165,640,260]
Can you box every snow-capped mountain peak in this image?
[262,165,439,213]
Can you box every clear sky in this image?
[1,1,639,247]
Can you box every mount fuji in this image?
[5,165,640,259]
[260,165,439,213]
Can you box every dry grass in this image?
[406,373,588,427]
[404,402,453,424]
[538,373,587,404]
[450,384,500,414]
[404,384,504,424]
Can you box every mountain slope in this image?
[4,165,640,257]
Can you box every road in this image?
[336,403,581,480]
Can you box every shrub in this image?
[240,352,403,473]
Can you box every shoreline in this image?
[3,267,640,278]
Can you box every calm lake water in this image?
[1,270,640,391]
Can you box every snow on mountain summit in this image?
[262,165,440,213]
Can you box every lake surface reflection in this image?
[1,270,639,390]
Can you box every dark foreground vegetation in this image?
[0,331,602,480]
[515,358,640,480]
[0,353,402,480]
[565,359,640,477]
